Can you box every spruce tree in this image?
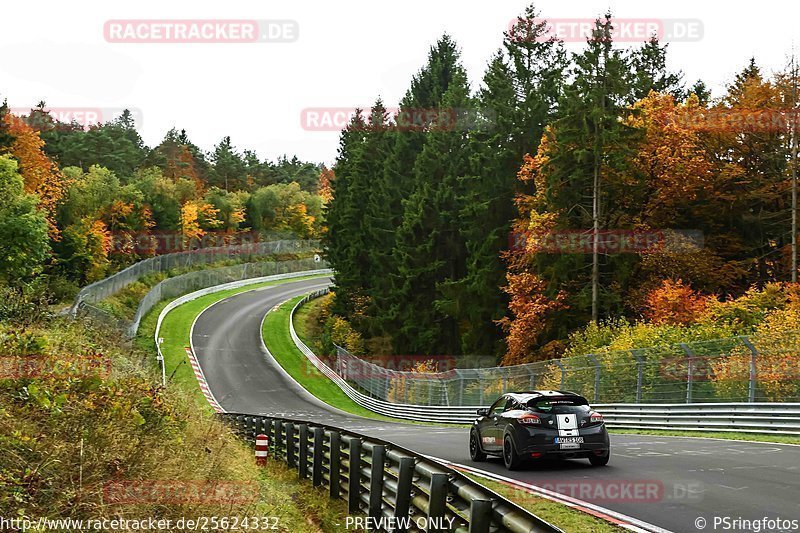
[450,4,567,356]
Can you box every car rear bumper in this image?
[516,424,610,456]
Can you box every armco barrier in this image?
[595,403,800,435]
[289,290,800,434]
[220,413,563,533]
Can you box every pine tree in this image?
[391,71,472,355]
[629,36,685,101]
[523,13,639,329]
[450,4,567,356]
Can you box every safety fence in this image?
[220,413,562,533]
[71,239,323,338]
[295,290,800,405]
[289,290,800,433]
[71,239,318,314]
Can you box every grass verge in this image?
[463,474,624,532]
[262,295,408,421]
[1,306,363,531]
[609,428,800,445]
[137,275,327,413]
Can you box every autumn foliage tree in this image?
[3,114,69,238]
[643,279,710,325]
[498,271,565,365]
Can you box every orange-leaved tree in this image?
[643,278,710,325]
[3,114,69,239]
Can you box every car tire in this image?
[469,430,487,462]
[589,450,610,466]
[503,434,523,470]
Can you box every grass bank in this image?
[0,302,362,531]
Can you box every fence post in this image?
[394,457,415,531]
[347,438,362,514]
[312,427,324,487]
[526,367,536,391]
[554,360,566,390]
[680,343,694,403]
[298,424,309,479]
[329,431,341,499]
[428,473,448,533]
[631,350,644,403]
[587,354,601,403]
[368,445,385,521]
[741,336,758,403]
[468,499,492,533]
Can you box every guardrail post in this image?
[631,350,644,403]
[368,445,385,521]
[587,354,601,402]
[680,343,694,403]
[394,457,415,530]
[427,473,448,533]
[741,336,758,403]
[329,431,341,499]
[312,427,324,487]
[285,422,296,468]
[468,499,492,533]
[273,419,283,459]
[348,438,362,514]
[298,424,309,479]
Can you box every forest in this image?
[0,101,330,302]
[321,7,800,365]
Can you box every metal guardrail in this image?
[220,413,563,533]
[288,291,800,434]
[596,403,800,435]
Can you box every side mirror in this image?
[477,408,489,416]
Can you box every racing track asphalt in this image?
[191,277,800,533]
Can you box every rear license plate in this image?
[555,437,584,443]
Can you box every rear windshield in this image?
[527,397,589,414]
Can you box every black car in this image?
[469,390,610,470]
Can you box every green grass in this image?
[609,428,800,445]
[140,275,328,413]
[262,295,405,421]
[1,302,364,531]
[463,473,624,532]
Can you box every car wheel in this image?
[503,434,523,470]
[589,450,610,466]
[469,430,487,462]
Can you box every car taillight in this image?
[590,412,604,424]
[520,415,541,425]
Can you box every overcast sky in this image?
[2,0,798,165]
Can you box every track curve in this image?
[191,278,800,532]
